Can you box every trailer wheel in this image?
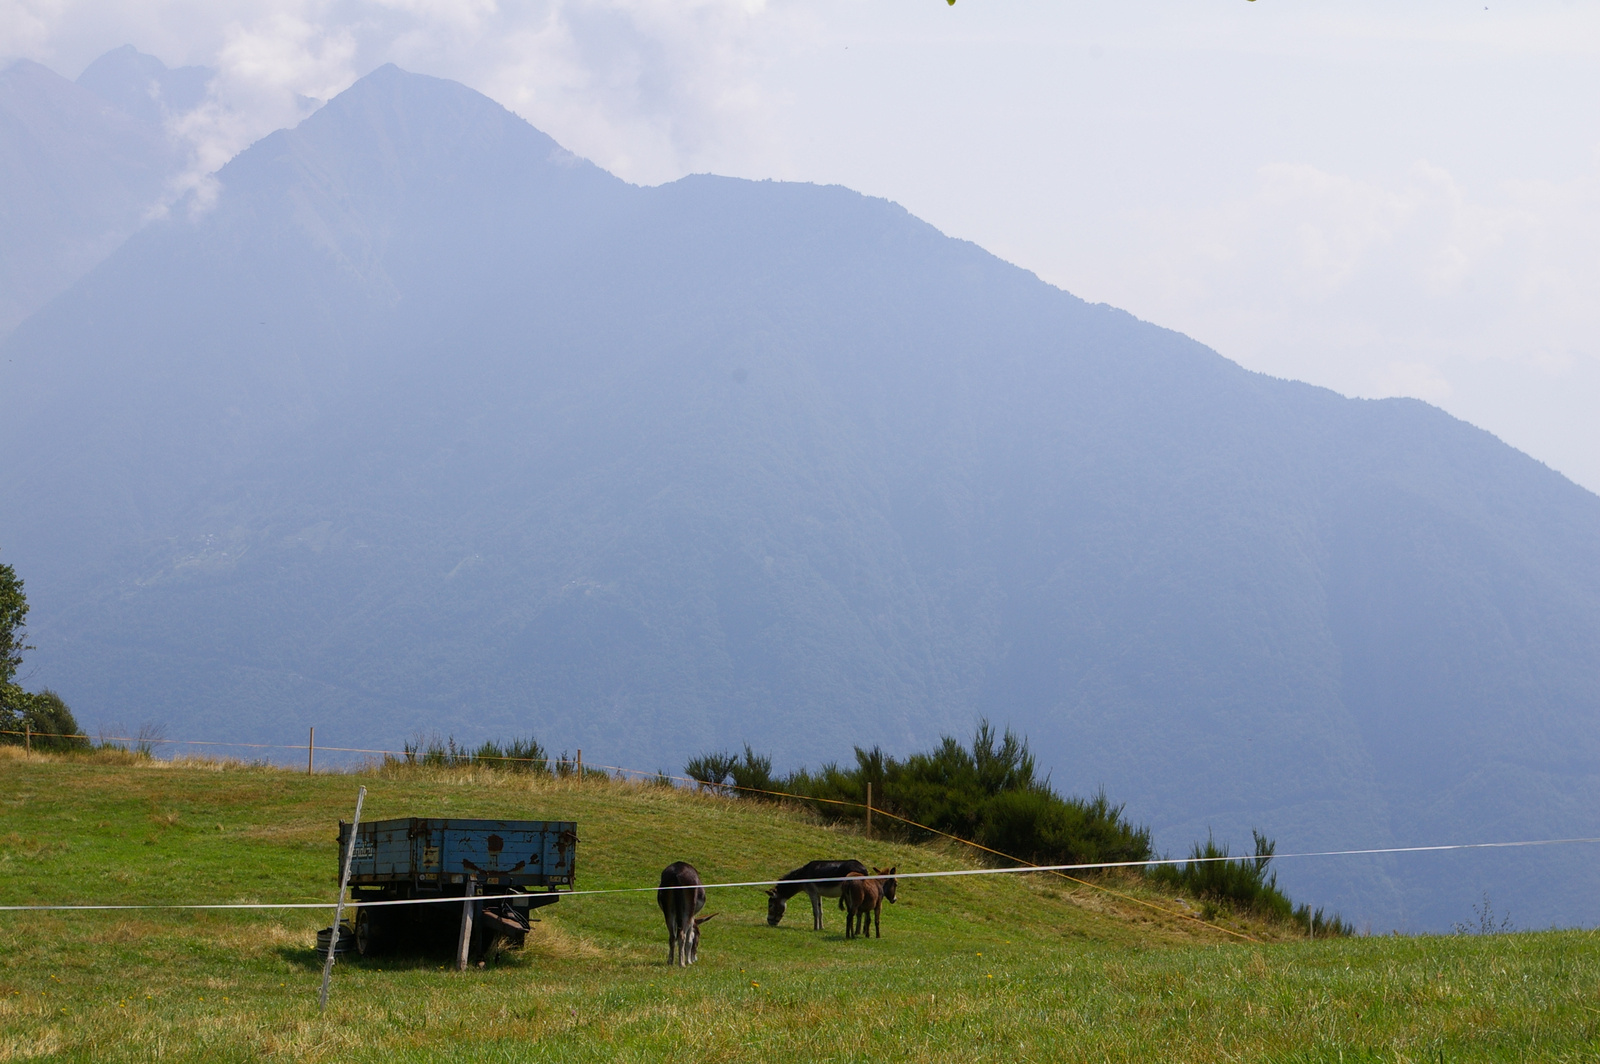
[354,907,383,957]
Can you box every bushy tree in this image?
[683,746,779,795]
[685,750,739,789]
[0,553,87,749]
[1,553,37,739]
[777,721,1153,868]
[18,689,88,750]
[0,553,29,689]
[1146,830,1350,934]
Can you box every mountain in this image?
[0,47,207,335]
[3,65,1599,932]
[74,45,211,130]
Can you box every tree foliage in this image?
[685,746,776,794]
[394,734,556,773]
[1146,830,1352,935]
[0,553,29,687]
[694,721,1154,869]
[0,553,87,748]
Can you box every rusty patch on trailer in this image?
[555,829,578,868]
[486,834,504,853]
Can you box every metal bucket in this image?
[316,925,355,955]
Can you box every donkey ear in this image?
[764,888,777,898]
[888,866,896,875]
[694,912,718,925]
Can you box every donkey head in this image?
[687,912,716,964]
[765,888,787,926]
[874,867,899,903]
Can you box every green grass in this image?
[2,747,1598,1062]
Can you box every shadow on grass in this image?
[274,944,534,972]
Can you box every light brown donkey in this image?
[840,867,897,939]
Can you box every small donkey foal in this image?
[840,867,897,939]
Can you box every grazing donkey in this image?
[841,867,898,940]
[765,860,870,930]
[657,861,715,967]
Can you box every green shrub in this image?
[683,746,775,794]
[1148,831,1285,915]
[1148,830,1352,935]
[685,750,739,790]
[473,736,551,774]
[981,787,1151,867]
[771,722,1154,869]
[1,687,90,751]
[0,556,86,751]
[1297,904,1355,938]
[730,746,777,794]
[399,734,556,773]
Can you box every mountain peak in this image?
[215,63,622,213]
[76,45,211,126]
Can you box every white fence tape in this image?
[4,835,1599,913]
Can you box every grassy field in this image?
[2,747,1598,1062]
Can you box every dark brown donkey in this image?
[657,861,715,967]
[765,859,870,930]
[840,867,898,939]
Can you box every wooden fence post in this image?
[865,782,872,840]
[456,877,478,971]
[307,727,315,775]
[319,785,366,1012]
[24,725,30,757]
[576,749,582,778]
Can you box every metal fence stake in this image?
[456,877,477,971]
[319,785,365,1012]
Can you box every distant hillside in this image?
[0,47,207,334]
[3,65,1599,932]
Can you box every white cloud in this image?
[1077,154,1600,486]
[2,0,788,182]
[166,10,359,209]
[1118,157,1600,383]
[450,0,786,182]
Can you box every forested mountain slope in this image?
[4,65,1598,931]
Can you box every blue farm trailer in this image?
[337,817,577,959]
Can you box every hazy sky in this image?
[6,0,1599,492]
